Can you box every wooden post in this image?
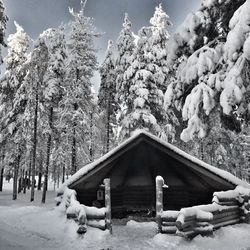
[156,176,164,233]
[104,178,112,234]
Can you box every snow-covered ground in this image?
[1,180,250,250]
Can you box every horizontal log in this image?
[214,197,238,202]
[161,211,179,222]
[212,206,239,215]
[84,206,106,219]
[162,221,176,227]
[86,214,106,220]
[213,218,240,229]
[161,216,178,222]
[196,222,211,227]
[176,219,196,231]
[212,214,239,226]
[217,201,238,206]
[161,226,177,234]
[212,211,239,221]
[194,225,213,234]
[176,229,197,239]
[87,219,106,230]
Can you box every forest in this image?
[0,0,249,203]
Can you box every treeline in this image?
[0,1,103,202]
[0,0,249,202]
[98,1,250,180]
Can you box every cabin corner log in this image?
[104,178,112,233]
[156,176,164,233]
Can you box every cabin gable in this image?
[69,134,238,213]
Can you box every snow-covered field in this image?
[1,180,250,250]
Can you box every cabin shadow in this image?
[70,133,235,220]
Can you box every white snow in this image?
[213,185,250,200]
[224,0,250,62]
[1,179,250,249]
[178,206,213,221]
[161,210,179,219]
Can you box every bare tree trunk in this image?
[62,164,65,184]
[37,172,42,190]
[31,84,39,202]
[53,162,56,191]
[37,150,43,190]
[23,170,27,194]
[71,103,78,175]
[0,150,5,192]
[200,139,204,161]
[18,169,24,193]
[71,127,76,174]
[42,107,53,204]
[89,112,94,162]
[0,167,4,192]
[28,156,31,190]
[13,154,21,200]
[106,98,111,153]
[57,170,60,188]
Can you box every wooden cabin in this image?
[67,131,246,217]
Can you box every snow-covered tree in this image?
[39,27,67,203]
[24,36,49,202]
[0,22,30,199]
[163,0,250,175]
[98,40,118,152]
[165,0,249,143]
[147,4,172,93]
[115,14,136,127]
[120,26,165,138]
[0,0,8,63]
[60,0,98,174]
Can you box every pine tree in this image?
[147,4,172,93]
[40,27,67,203]
[98,40,117,152]
[24,37,49,202]
[0,0,8,192]
[165,0,249,143]
[1,22,30,199]
[116,13,135,106]
[120,26,164,138]
[115,13,136,138]
[164,0,250,175]
[61,0,98,174]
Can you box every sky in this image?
[2,0,202,88]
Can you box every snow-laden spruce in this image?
[98,40,118,152]
[164,0,249,143]
[1,21,30,200]
[61,0,99,174]
[120,5,172,139]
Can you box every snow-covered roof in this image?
[61,130,250,192]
